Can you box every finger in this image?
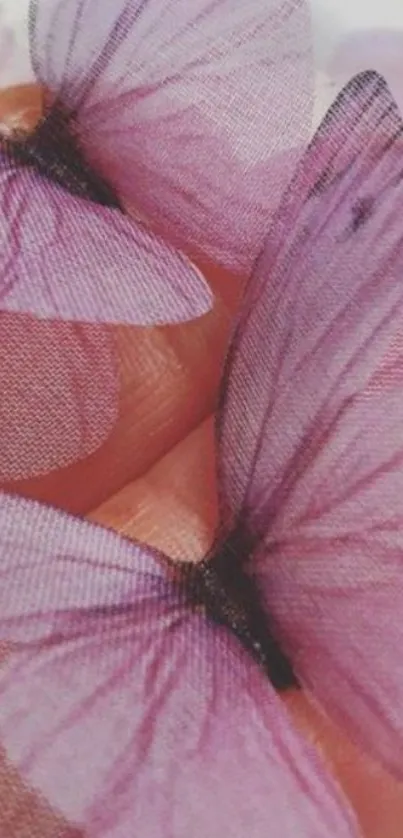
[90,416,218,559]
[285,691,403,838]
[0,83,43,135]
[0,747,79,838]
[3,277,239,513]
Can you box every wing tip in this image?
[319,70,400,138]
[177,257,214,322]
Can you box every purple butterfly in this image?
[28,0,312,273]
[0,0,312,482]
[3,69,401,835]
[0,496,358,837]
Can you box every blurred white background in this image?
[312,0,403,124]
[0,0,32,87]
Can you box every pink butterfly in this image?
[4,69,401,838]
[0,495,358,837]
[0,0,312,482]
[29,0,312,274]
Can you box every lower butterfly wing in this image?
[0,153,211,324]
[29,0,312,273]
[0,314,119,481]
[0,493,359,837]
[217,72,403,776]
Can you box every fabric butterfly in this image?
[3,69,400,837]
[1,0,311,482]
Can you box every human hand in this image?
[0,83,403,838]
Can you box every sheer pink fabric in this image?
[1,2,401,838]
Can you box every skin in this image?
[0,85,403,837]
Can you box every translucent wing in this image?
[0,492,359,837]
[29,0,312,273]
[217,71,403,776]
[0,313,118,480]
[0,152,211,325]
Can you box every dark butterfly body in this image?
[4,102,122,208]
[182,530,298,690]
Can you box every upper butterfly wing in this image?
[0,151,211,324]
[29,0,313,273]
[217,71,403,777]
[0,492,359,837]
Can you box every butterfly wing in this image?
[0,492,359,837]
[0,152,211,325]
[216,72,403,777]
[29,0,313,273]
[0,313,119,481]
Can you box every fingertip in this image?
[0,83,43,138]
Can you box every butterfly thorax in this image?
[183,527,298,691]
[3,102,121,209]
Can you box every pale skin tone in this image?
[0,85,402,837]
